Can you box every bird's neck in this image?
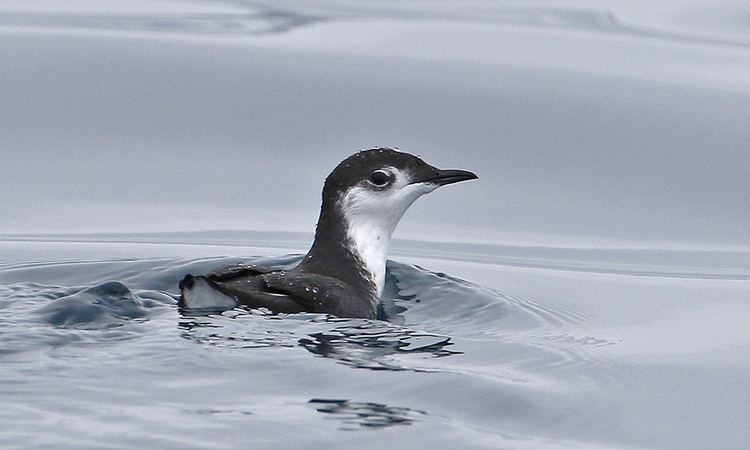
[340,208,393,297]
[299,203,383,301]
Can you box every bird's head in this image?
[316,147,477,296]
[323,148,478,235]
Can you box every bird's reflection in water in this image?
[298,321,459,371]
[308,399,426,430]
[178,309,459,372]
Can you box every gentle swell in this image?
[0,255,603,374]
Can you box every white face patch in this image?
[339,167,438,297]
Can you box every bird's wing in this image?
[260,271,377,318]
[204,263,273,282]
[183,265,375,318]
[261,271,360,313]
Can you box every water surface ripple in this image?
[2,240,748,448]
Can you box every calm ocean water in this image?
[2,1,750,448]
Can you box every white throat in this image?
[342,211,393,297]
[339,177,437,297]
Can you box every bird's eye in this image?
[368,170,390,187]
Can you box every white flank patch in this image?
[181,277,237,309]
[340,169,437,297]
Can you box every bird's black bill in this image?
[415,168,478,186]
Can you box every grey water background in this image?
[1,1,750,448]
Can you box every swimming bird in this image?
[179,148,477,319]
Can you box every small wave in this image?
[387,262,588,336]
[34,281,173,329]
[0,279,176,355]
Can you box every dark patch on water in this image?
[308,399,426,430]
[184,408,253,417]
